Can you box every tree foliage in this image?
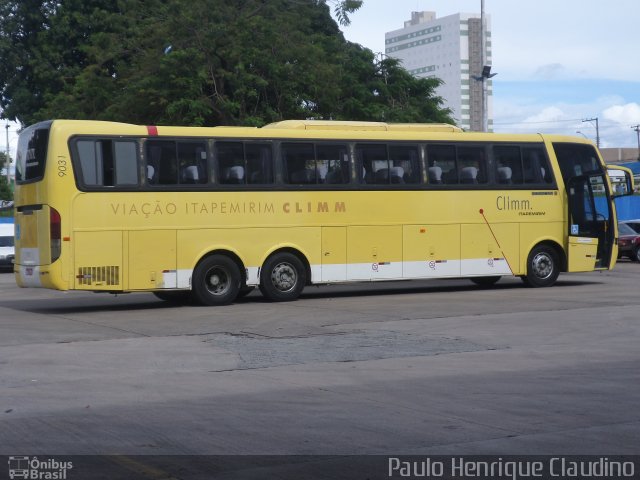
[0,0,453,127]
[0,152,11,201]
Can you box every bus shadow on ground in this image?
[0,278,603,315]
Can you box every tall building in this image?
[385,11,492,131]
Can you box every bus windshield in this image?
[553,143,605,183]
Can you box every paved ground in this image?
[1,263,639,458]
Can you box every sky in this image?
[2,0,639,166]
[339,0,640,148]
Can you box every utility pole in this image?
[582,117,600,148]
[632,124,640,161]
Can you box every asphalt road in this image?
[1,263,639,460]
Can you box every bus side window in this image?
[457,146,487,184]
[317,144,349,185]
[523,147,553,184]
[389,145,420,184]
[76,140,104,186]
[493,145,523,185]
[356,144,388,185]
[113,141,139,186]
[216,142,245,184]
[427,144,457,184]
[246,143,273,184]
[282,143,316,184]
[76,139,138,187]
[146,140,178,185]
[216,142,273,185]
[177,141,207,184]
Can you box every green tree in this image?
[0,0,453,127]
[0,152,12,202]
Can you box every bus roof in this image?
[263,120,463,133]
[40,119,599,146]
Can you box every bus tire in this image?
[470,276,501,287]
[522,244,560,288]
[259,252,306,302]
[192,255,241,306]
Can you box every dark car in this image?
[618,223,640,262]
[621,219,640,234]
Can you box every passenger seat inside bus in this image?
[428,166,443,184]
[497,166,513,184]
[374,167,405,184]
[223,166,245,184]
[181,165,201,183]
[325,169,344,184]
[290,169,316,184]
[460,166,478,184]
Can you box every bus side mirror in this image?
[607,166,634,198]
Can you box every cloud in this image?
[603,103,640,126]
[522,106,567,124]
[532,64,566,81]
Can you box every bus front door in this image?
[566,174,614,271]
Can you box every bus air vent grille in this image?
[77,266,120,286]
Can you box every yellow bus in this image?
[13,119,632,305]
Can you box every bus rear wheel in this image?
[192,255,241,305]
[259,252,306,302]
[522,245,560,288]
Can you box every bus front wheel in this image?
[522,245,560,288]
[259,252,306,302]
[192,255,241,305]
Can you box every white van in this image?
[0,222,15,269]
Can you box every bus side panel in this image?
[460,223,519,277]
[402,224,461,278]
[74,231,123,290]
[129,230,177,290]
[346,226,402,280]
[567,236,598,272]
[321,227,347,282]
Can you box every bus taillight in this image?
[50,207,61,262]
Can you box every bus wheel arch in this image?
[522,241,564,288]
[259,248,310,302]
[191,250,246,305]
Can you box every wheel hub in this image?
[532,253,552,279]
[272,263,296,292]
[206,269,229,295]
